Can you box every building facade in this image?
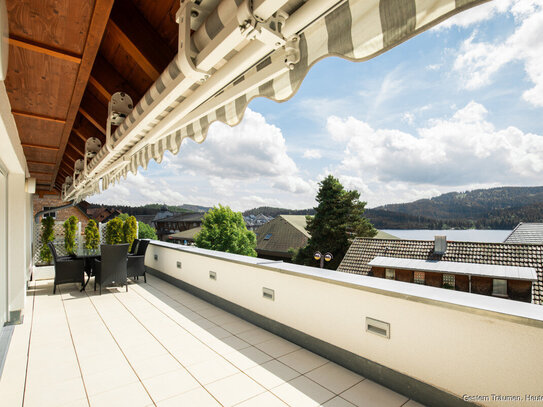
[338,236,542,304]
[33,193,91,227]
[154,212,205,241]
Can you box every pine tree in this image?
[293,175,376,269]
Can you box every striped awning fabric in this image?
[80,0,488,201]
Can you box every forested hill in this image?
[87,203,211,215]
[243,207,315,217]
[366,186,543,229]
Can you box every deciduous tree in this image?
[195,205,257,256]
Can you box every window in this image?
[493,279,507,297]
[414,271,425,284]
[443,274,455,289]
[264,233,272,240]
[385,268,395,280]
[43,206,56,219]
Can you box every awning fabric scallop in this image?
[74,0,488,202]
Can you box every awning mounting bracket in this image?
[177,0,210,83]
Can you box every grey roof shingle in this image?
[504,223,543,244]
[155,212,204,223]
[255,215,309,256]
[338,238,543,304]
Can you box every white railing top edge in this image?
[149,241,543,324]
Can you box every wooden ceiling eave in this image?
[7,0,182,194]
[48,0,115,191]
[53,0,178,192]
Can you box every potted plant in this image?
[39,216,55,264]
[122,215,138,251]
[105,217,124,244]
[63,215,78,255]
[84,219,100,249]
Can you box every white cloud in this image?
[326,101,543,206]
[303,149,322,159]
[371,69,405,112]
[90,109,316,211]
[453,1,543,106]
[90,173,189,206]
[402,112,415,125]
[435,0,515,29]
[426,63,442,71]
[173,109,313,194]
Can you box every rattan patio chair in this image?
[127,239,150,283]
[48,242,85,294]
[128,239,140,255]
[94,244,129,294]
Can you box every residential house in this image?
[168,226,202,245]
[33,193,91,228]
[85,207,122,223]
[152,205,174,223]
[338,236,542,303]
[244,213,273,231]
[134,214,156,227]
[154,212,205,241]
[504,222,543,244]
[255,215,310,261]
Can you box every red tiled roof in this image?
[338,238,543,304]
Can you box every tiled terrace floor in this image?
[0,274,423,407]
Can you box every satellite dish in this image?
[0,0,8,81]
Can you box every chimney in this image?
[434,235,447,255]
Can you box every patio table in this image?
[74,247,101,291]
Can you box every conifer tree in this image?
[293,175,376,269]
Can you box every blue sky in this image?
[90,0,543,211]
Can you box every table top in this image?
[74,247,101,258]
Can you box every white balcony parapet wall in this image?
[146,241,543,406]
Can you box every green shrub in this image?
[123,216,138,251]
[39,216,55,263]
[138,222,157,240]
[84,219,100,249]
[105,217,124,245]
[63,216,78,255]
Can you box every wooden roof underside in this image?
[4,0,180,194]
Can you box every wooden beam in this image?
[21,143,59,151]
[70,140,85,157]
[59,163,73,176]
[64,148,79,164]
[89,54,141,102]
[108,0,174,80]
[59,167,71,178]
[8,36,82,64]
[72,129,87,144]
[50,0,115,190]
[73,116,106,144]
[36,190,60,198]
[27,160,56,166]
[79,92,107,135]
[11,111,66,124]
[31,171,54,176]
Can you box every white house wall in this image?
[0,81,32,324]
